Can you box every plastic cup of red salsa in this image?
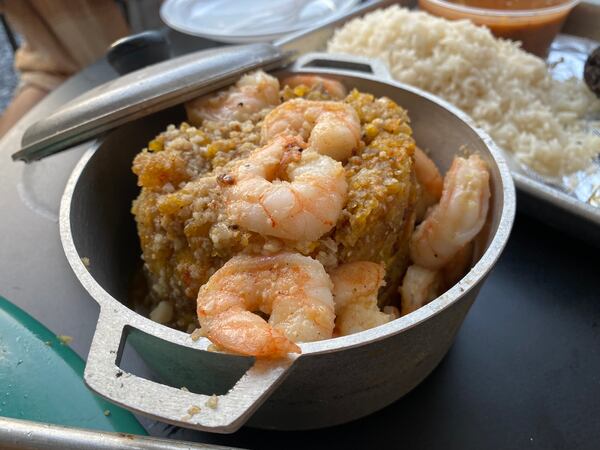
[418,0,580,58]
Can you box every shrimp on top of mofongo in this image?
[131,70,491,358]
[196,252,335,358]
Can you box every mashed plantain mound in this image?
[131,83,416,331]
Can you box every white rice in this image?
[327,6,600,178]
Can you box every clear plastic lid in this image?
[160,0,359,43]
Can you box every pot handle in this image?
[84,307,295,434]
[290,52,393,81]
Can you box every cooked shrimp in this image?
[442,241,474,288]
[282,75,347,99]
[329,261,395,336]
[410,154,490,270]
[414,147,443,222]
[401,242,474,316]
[399,265,443,316]
[186,70,280,124]
[196,252,335,357]
[261,98,361,161]
[222,135,347,242]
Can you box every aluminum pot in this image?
[59,54,515,434]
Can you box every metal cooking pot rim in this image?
[59,68,515,356]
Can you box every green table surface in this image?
[0,295,146,435]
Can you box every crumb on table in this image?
[57,335,73,345]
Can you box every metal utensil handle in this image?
[85,307,295,434]
[0,416,239,450]
[291,52,393,80]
